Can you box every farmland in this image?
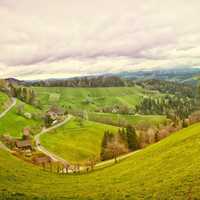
[1,122,200,199]
[88,112,169,128]
[0,91,10,113]
[33,86,159,111]
[0,100,43,137]
[40,118,119,163]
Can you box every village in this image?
[0,106,96,174]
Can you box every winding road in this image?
[0,100,140,171]
[34,115,73,164]
[0,97,16,152]
[0,97,16,119]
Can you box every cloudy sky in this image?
[0,0,200,80]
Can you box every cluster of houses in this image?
[46,106,65,126]
[1,128,33,156]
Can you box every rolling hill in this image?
[0,91,10,113]
[0,100,43,137]
[1,122,200,199]
[33,86,158,111]
[40,118,119,163]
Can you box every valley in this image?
[0,74,200,199]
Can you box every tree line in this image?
[100,125,139,162]
[135,95,196,120]
[24,76,132,87]
[137,79,196,98]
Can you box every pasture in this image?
[40,118,119,163]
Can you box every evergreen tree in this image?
[126,125,138,151]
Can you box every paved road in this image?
[0,98,16,119]
[0,98,16,152]
[0,100,141,171]
[34,115,73,163]
[95,149,141,169]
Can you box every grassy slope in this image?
[0,91,9,113]
[88,112,169,128]
[1,123,200,199]
[0,100,43,137]
[33,86,156,111]
[40,118,119,163]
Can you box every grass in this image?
[0,100,43,137]
[0,91,10,113]
[33,86,158,111]
[88,112,169,128]
[40,118,119,163]
[1,122,200,199]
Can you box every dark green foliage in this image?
[100,127,139,161]
[27,76,129,87]
[126,125,138,151]
[137,79,196,98]
[44,113,54,128]
[136,95,196,120]
[100,130,115,160]
[9,84,36,106]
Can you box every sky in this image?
[0,0,200,80]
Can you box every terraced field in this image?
[33,86,158,111]
[0,100,43,137]
[40,118,119,163]
[1,122,200,199]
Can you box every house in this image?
[46,106,65,125]
[15,140,32,151]
[48,106,64,116]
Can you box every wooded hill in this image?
[23,76,131,87]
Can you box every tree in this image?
[100,130,114,161]
[100,130,128,161]
[105,140,128,163]
[126,125,138,151]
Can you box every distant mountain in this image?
[3,67,200,87]
[115,67,200,85]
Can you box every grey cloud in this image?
[0,0,200,79]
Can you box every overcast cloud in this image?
[0,0,200,79]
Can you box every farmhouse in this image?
[15,140,32,150]
[47,106,64,120]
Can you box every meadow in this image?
[33,86,158,111]
[0,100,43,137]
[0,91,10,113]
[1,122,200,199]
[88,112,169,128]
[40,118,119,163]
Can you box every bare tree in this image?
[105,141,128,163]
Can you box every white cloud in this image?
[0,0,200,79]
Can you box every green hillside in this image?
[0,91,10,113]
[1,122,200,199]
[88,112,169,128]
[40,118,119,163]
[33,86,157,111]
[0,100,43,137]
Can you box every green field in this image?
[1,122,200,199]
[40,118,119,163]
[88,112,169,128]
[33,86,157,111]
[0,100,43,137]
[0,91,9,113]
